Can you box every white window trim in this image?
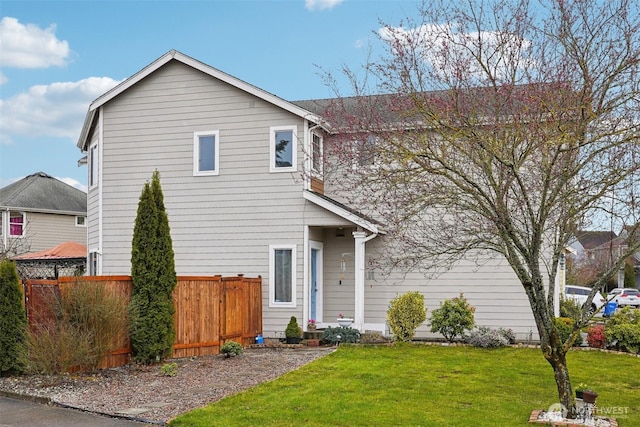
[269,244,297,308]
[193,130,220,176]
[89,143,99,189]
[270,125,297,173]
[9,211,25,238]
[75,216,86,227]
[352,135,377,170]
[311,131,324,176]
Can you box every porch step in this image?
[304,330,323,340]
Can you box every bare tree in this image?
[0,220,32,262]
[322,0,640,417]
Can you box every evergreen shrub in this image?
[606,306,640,353]
[221,341,244,358]
[285,316,302,338]
[554,317,583,347]
[322,326,360,344]
[130,170,177,364]
[386,291,427,342]
[0,260,28,375]
[429,294,475,342]
[560,297,582,321]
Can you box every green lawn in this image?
[169,345,640,427]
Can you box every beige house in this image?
[76,50,547,340]
[0,172,87,258]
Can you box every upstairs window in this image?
[9,212,24,237]
[89,144,98,188]
[270,126,297,172]
[193,131,220,176]
[311,132,323,174]
[355,135,376,167]
[76,216,86,227]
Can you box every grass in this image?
[169,345,640,427]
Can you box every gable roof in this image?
[77,49,327,151]
[574,230,617,250]
[0,172,87,214]
[303,190,383,234]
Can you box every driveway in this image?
[0,396,156,427]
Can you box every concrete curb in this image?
[0,389,164,426]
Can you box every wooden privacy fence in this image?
[23,275,262,369]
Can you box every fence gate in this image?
[220,277,245,344]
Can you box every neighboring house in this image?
[619,225,640,288]
[568,229,640,289]
[76,50,545,340]
[0,172,87,258]
[568,230,618,262]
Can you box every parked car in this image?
[564,285,607,316]
[607,288,640,308]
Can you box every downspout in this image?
[353,229,378,332]
[1,209,7,253]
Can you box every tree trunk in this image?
[544,348,575,418]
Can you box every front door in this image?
[309,241,323,322]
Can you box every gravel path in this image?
[0,347,334,424]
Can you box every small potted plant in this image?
[582,389,598,404]
[337,313,354,327]
[575,383,588,399]
[307,319,317,330]
[285,316,303,344]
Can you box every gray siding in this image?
[321,133,540,340]
[87,126,100,253]
[318,228,537,340]
[364,237,537,340]
[89,57,540,340]
[23,212,86,252]
[96,61,315,335]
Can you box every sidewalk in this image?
[0,395,157,427]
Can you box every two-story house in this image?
[0,172,87,258]
[76,50,543,340]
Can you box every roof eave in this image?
[303,191,383,234]
[77,109,97,151]
[0,207,86,216]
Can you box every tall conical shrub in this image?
[130,170,177,363]
[0,259,28,375]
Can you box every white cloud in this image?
[0,77,122,144]
[0,17,70,68]
[0,72,7,85]
[57,176,87,193]
[305,0,343,11]
[379,23,533,82]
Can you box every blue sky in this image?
[0,0,418,191]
